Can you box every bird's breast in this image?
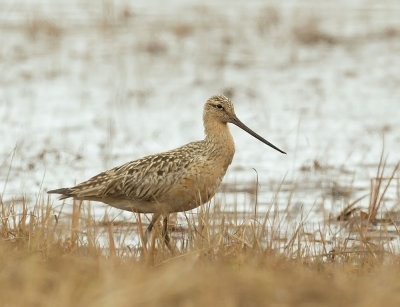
[161,153,233,212]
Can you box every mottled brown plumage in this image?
[48,95,286,245]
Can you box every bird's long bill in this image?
[232,116,286,154]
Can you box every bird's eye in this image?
[216,104,223,109]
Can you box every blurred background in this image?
[1,0,399,220]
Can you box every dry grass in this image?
[1,156,400,306]
[2,242,400,307]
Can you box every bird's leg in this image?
[162,215,170,247]
[144,213,160,245]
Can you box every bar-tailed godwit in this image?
[48,95,286,245]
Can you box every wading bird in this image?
[48,95,286,246]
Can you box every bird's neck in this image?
[204,119,235,165]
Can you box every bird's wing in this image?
[68,142,202,201]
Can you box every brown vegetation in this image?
[1,158,400,306]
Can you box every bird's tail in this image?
[47,188,74,200]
